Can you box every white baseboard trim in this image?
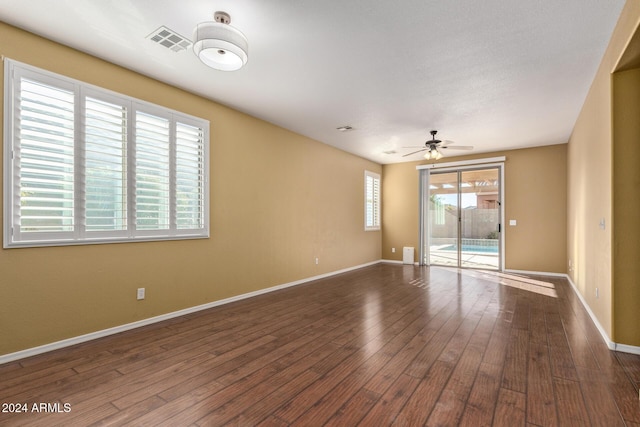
[563,274,616,351]
[0,260,382,365]
[562,275,640,355]
[613,343,640,356]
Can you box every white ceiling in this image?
[0,0,625,164]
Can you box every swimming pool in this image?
[441,244,498,254]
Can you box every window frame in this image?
[3,59,210,248]
[364,170,381,231]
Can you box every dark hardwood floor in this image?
[1,264,639,426]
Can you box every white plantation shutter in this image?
[84,96,127,232]
[175,121,205,230]
[17,78,75,235]
[365,171,381,230]
[134,111,171,231]
[4,59,209,248]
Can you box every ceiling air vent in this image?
[147,26,192,52]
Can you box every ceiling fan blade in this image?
[441,145,473,150]
[401,146,427,148]
[402,148,428,157]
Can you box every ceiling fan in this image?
[402,130,473,160]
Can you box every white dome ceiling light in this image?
[193,11,248,71]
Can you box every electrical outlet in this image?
[137,288,145,300]
[391,248,396,253]
[595,288,599,299]
[315,257,319,265]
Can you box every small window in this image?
[364,170,381,230]
[3,59,209,248]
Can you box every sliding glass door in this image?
[428,172,460,266]
[427,166,501,270]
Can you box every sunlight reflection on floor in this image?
[363,292,382,356]
[437,267,558,298]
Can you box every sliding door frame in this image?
[418,157,505,271]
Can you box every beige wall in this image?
[568,0,640,345]
[381,162,421,261]
[613,68,640,345]
[382,144,567,273]
[0,23,381,356]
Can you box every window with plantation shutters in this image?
[3,59,209,248]
[364,170,381,230]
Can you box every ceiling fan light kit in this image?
[193,11,248,71]
[424,147,443,160]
